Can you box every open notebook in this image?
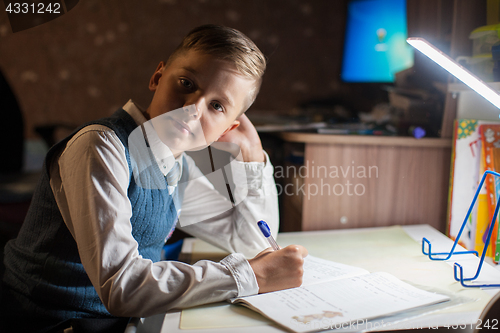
[230,256,450,333]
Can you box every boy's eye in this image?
[211,101,224,112]
[180,78,194,90]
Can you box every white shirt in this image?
[48,100,279,317]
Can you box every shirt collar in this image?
[122,100,183,178]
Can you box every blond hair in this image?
[167,25,266,110]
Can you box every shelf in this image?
[448,82,500,93]
[280,132,452,148]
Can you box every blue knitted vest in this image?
[2,109,187,327]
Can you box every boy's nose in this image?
[183,101,203,121]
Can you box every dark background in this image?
[0,0,483,139]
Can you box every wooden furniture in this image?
[279,133,452,233]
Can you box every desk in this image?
[133,225,500,333]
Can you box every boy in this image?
[1,25,307,332]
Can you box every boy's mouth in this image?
[172,118,192,135]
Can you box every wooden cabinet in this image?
[279,133,452,233]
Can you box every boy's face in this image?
[146,49,256,154]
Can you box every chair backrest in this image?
[0,68,24,173]
[474,292,500,333]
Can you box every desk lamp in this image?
[407,37,500,114]
[409,38,500,287]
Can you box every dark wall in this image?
[0,0,348,138]
[0,0,485,139]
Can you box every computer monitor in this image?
[341,0,414,83]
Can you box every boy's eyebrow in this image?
[220,92,235,108]
[181,66,235,108]
[182,66,199,75]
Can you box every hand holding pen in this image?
[249,220,308,293]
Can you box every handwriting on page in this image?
[301,255,368,286]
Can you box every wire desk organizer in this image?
[422,170,500,288]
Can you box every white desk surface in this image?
[131,225,500,333]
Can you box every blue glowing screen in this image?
[341,0,414,82]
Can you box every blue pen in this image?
[258,220,281,251]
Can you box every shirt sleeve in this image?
[178,150,280,259]
[49,125,258,318]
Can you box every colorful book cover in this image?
[448,119,480,250]
[448,119,500,250]
[480,125,500,261]
[475,134,492,257]
[493,149,500,261]
[474,188,490,257]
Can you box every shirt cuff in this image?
[220,253,259,297]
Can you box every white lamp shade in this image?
[407,37,500,111]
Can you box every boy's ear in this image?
[219,120,240,138]
[149,61,166,92]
